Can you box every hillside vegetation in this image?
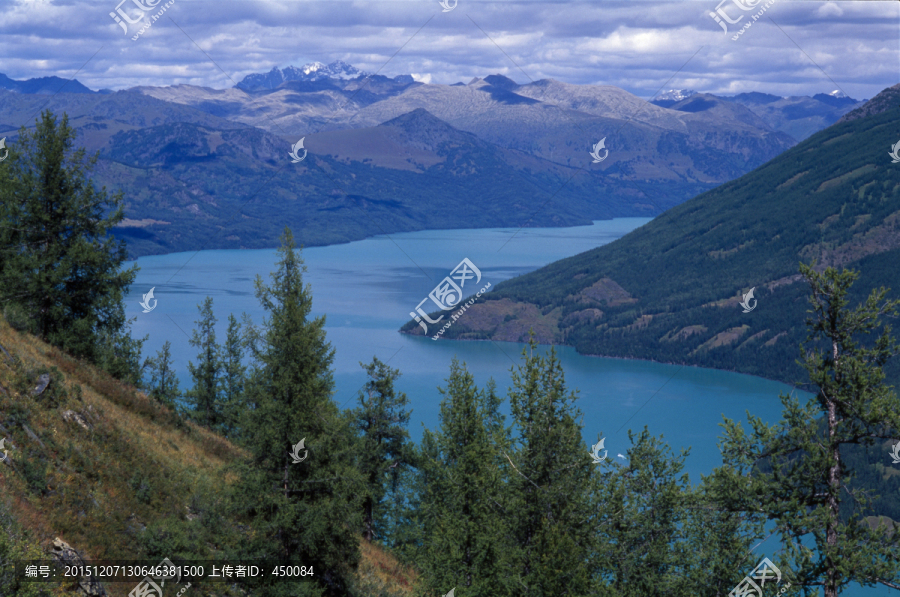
[410,84,900,391]
[0,112,419,597]
[0,317,419,597]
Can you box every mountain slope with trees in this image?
[406,83,900,392]
[0,68,802,257]
[1,224,898,595]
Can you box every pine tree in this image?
[185,297,221,429]
[714,263,900,596]
[229,229,364,597]
[352,356,412,542]
[593,429,685,596]
[506,337,596,597]
[143,340,180,410]
[95,305,146,388]
[416,359,514,597]
[0,110,141,380]
[219,313,246,438]
[592,428,759,597]
[680,477,766,597]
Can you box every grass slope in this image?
[0,318,418,597]
[404,85,900,391]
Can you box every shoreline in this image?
[120,216,654,261]
[399,328,810,394]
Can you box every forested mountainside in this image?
[402,84,900,392]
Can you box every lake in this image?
[127,218,897,596]
[127,218,806,480]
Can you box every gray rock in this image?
[31,373,50,396]
[62,410,93,432]
[0,440,10,468]
[50,537,107,596]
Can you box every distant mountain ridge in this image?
[0,67,799,257]
[0,62,860,144]
[401,83,900,390]
[137,70,796,176]
[653,89,864,141]
[87,101,669,257]
[652,89,697,107]
[0,73,106,95]
[0,62,869,257]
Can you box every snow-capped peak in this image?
[828,89,847,98]
[299,60,368,81]
[656,89,697,102]
[301,62,326,76]
[237,61,370,91]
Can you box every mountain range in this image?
[652,88,863,141]
[0,73,109,95]
[0,63,864,257]
[403,83,900,391]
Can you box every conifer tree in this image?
[219,313,246,438]
[506,337,596,597]
[593,429,688,596]
[680,475,767,597]
[714,263,900,597]
[377,457,423,559]
[352,356,412,542]
[592,428,760,597]
[0,110,141,380]
[416,359,514,597]
[143,340,180,410]
[230,229,363,597]
[95,306,146,388]
[185,297,221,429]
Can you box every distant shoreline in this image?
[121,217,654,261]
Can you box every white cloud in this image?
[816,2,844,19]
[0,0,895,100]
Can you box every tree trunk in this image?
[825,338,841,597]
[363,497,374,541]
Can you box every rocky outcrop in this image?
[31,373,50,396]
[50,538,107,596]
[62,410,93,432]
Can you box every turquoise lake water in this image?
[125,218,895,595]
[127,218,805,480]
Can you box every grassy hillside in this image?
[402,84,900,392]
[0,317,418,597]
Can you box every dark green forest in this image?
[416,86,900,396]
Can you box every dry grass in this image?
[0,317,421,597]
[355,538,421,597]
[0,317,246,596]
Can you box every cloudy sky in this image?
[1,0,897,100]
